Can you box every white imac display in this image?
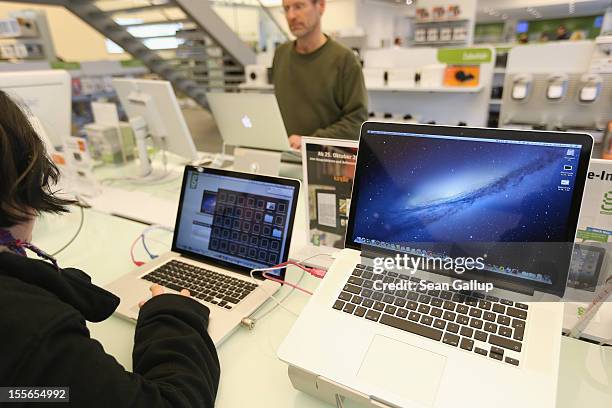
[0,70,71,149]
[112,78,199,175]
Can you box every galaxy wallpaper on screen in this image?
[351,134,578,245]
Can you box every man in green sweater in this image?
[273,0,368,149]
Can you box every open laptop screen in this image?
[346,123,592,296]
[173,167,299,277]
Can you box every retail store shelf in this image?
[414,19,470,24]
[494,68,506,74]
[238,83,274,91]
[367,85,483,93]
[413,40,467,46]
[489,99,502,105]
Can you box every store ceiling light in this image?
[406,0,413,5]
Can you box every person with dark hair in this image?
[556,24,570,40]
[272,0,367,149]
[0,90,220,407]
[517,33,529,44]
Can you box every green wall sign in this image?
[51,61,81,70]
[576,229,609,243]
[520,14,602,41]
[120,59,144,68]
[437,48,493,64]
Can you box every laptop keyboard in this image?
[142,260,258,310]
[333,265,528,367]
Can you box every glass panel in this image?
[128,22,184,38]
[143,37,185,50]
[105,39,125,53]
[95,0,157,12]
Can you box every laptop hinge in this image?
[359,249,537,297]
[360,247,389,261]
[288,365,402,408]
[316,375,400,408]
[177,253,266,281]
[370,396,402,408]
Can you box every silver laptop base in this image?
[288,365,397,408]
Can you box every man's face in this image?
[283,0,324,39]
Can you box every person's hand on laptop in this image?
[288,134,303,150]
[138,283,191,308]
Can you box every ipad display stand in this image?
[500,41,612,140]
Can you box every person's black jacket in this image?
[0,251,220,406]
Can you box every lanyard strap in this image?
[0,229,60,270]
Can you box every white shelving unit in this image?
[414,40,468,46]
[367,85,483,93]
[363,46,494,127]
[0,10,55,62]
[411,0,477,47]
[500,41,612,133]
[487,45,512,126]
[414,18,470,23]
[237,83,274,91]
[238,83,484,95]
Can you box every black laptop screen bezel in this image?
[344,122,593,297]
[172,165,301,281]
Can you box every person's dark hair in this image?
[0,90,75,228]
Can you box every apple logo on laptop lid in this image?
[241,115,253,129]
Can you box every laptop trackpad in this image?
[357,335,446,407]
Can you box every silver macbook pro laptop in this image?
[278,122,593,407]
[206,92,292,152]
[107,166,300,345]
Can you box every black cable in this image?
[51,204,85,257]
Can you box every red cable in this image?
[262,272,314,295]
[265,260,326,278]
[256,260,327,295]
[130,235,145,267]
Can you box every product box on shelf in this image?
[453,26,468,41]
[387,68,417,88]
[415,28,427,43]
[432,6,445,20]
[363,67,386,88]
[427,28,439,42]
[0,17,38,38]
[448,5,462,19]
[440,27,452,42]
[444,65,480,87]
[415,8,430,22]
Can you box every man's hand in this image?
[288,135,303,150]
[139,284,191,308]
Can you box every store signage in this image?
[437,48,492,64]
[576,159,612,242]
[301,137,358,249]
[50,61,81,70]
[120,59,144,68]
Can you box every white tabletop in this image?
[28,157,612,407]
